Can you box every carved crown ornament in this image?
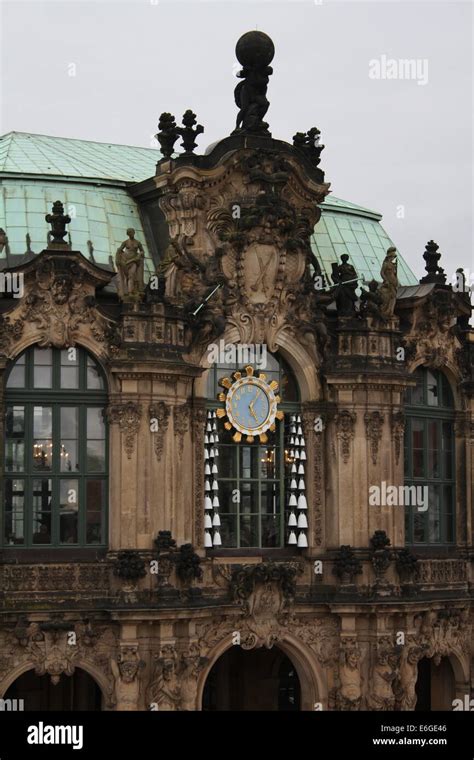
[155,145,331,359]
[0,249,117,359]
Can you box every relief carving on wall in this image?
[147,642,207,711]
[174,403,190,456]
[391,410,405,465]
[0,253,118,359]
[107,402,142,459]
[158,148,330,358]
[364,411,385,466]
[0,617,117,707]
[149,401,171,461]
[335,410,356,464]
[402,291,460,371]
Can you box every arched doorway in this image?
[415,657,455,710]
[202,646,301,711]
[4,668,102,710]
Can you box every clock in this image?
[216,365,284,443]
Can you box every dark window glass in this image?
[3,347,108,548]
[405,369,454,545]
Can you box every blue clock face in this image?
[230,384,270,431]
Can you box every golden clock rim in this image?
[225,375,277,435]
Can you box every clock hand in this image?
[248,402,258,422]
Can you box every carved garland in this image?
[335,410,356,464]
[107,402,142,459]
[149,402,171,461]
[174,404,190,457]
[391,410,405,466]
[364,411,385,466]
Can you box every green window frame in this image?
[206,355,300,549]
[404,368,455,545]
[3,346,108,548]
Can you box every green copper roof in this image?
[0,132,160,183]
[311,211,415,287]
[0,131,417,286]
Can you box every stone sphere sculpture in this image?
[235,31,275,68]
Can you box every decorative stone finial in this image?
[419,239,446,284]
[177,110,204,154]
[45,200,71,247]
[233,31,275,135]
[293,127,325,166]
[155,112,179,158]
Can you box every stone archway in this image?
[3,666,103,711]
[197,633,325,711]
[202,645,300,711]
[415,656,457,711]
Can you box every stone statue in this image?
[378,247,398,318]
[338,643,362,710]
[116,228,145,301]
[368,649,396,710]
[111,647,143,711]
[360,279,384,320]
[179,644,207,711]
[331,254,358,316]
[394,646,422,711]
[233,32,275,135]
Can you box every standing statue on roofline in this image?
[115,228,145,302]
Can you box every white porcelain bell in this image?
[288,512,297,527]
[212,512,221,527]
[204,479,211,491]
[297,531,308,548]
[288,531,297,545]
[212,495,220,508]
[289,494,297,507]
[205,495,213,510]
[297,494,308,510]
[213,530,222,546]
[205,464,211,475]
[204,513,213,529]
[297,513,308,529]
[204,531,213,548]
[298,478,305,490]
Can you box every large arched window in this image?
[404,368,455,545]
[205,354,302,549]
[3,346,108,548]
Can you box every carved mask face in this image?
[119,661,138,682]
[52,276,73,305]
[347,651,359,668]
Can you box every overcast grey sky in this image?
[1,0,472,280]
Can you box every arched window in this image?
[205,354,303,549]
[3,347,108,548]
[404,368,455,544]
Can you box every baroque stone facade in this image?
[0,32,472,712]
